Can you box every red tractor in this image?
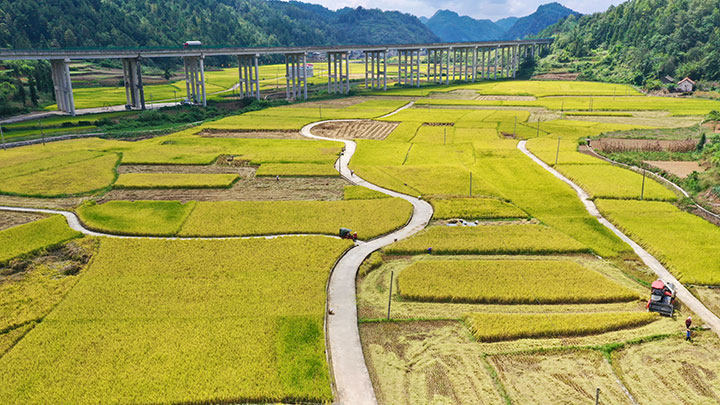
[647,279,676,317]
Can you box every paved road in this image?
[301,116,433,405]
[0,205,350,242]
[518,140,720,337]
[0,102,431,405]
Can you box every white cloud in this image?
[287,0,628,20]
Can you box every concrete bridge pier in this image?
[427,48,449,84]
[397,49,421,87]
[285,52,307,101]
[493,47,499,80]
[50,58,75,115]
[513,45,519,78]
[328,51,350,94]
[122,57,146,110]
[472,47,478,82]
[363,50,387,91]
[237,54,260,100]
[183,56,206,106]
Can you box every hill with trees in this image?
[541,0,720,85]
[0,0,437,50]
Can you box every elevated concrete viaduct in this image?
[0,39,552,115]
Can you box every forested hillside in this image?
[0,0,437,50]
[542,0,720,84]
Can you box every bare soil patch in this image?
[0,196,87,210]
[99,177,348,202]
[701,121,720,133]
[198,129,305,139]
[532,72,580,81]
[287,96,367,108]
[312,120,399,140]
[0,211,46,231]
[594,138,698,153]
[644,161,705,178]
[476,95,537,101]
[117,164,255,176]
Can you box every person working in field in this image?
[686,316,693,341]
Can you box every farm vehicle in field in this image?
[339,228,358,241]
[647,279,676,317]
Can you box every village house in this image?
[677,77,695,92]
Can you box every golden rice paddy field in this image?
[2,79,719,403]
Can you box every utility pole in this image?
[39,123,45,146]
[444,127,447,145]
[0,125,5,150]
[555,136,562,166]
[514,116,517,137]
[536,118,541,137]
[641,170,646,200]
[595,388,601,405]
[469,172,473,196]
[387,271,394,320]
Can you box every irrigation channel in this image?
[519,140,720,338]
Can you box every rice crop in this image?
[0,215,81,264]
[255,163,339,177]
[77,201,195,236]
[431,197,528,220]
[472,81,643,97]
[0,154,119,197]
[178,199,413,239]
[464,312,657,342]
[0,237,351,403]
[114,173,238,189]
[557,164,677,201]
[383,224,589,255]
[596,199,720,285]
[397,259,640,304]
[343,186,389,200]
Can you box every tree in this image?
[28,76,38,106]
[14,78,26,105]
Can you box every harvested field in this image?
[691,287,720,318]
[312,120,399,140]
[99,177,349,202]
[644,160,706,178]
[0,211,46,231]
[614,335,720,404]
[532,72,580,80]
[117,164,250,176]
[0,195,87,210]
[197,129,305,139]
[593,137,698,153]
[568,111,699,128]
[360,321,504,405]
[476,95,537,101]
[490,350,632,404]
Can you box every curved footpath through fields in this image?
[518,140,720,337]
[0,102,429,405]
[301,115,433,405]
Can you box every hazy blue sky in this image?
[293,0,628,20]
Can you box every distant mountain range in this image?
[423,3,581,42]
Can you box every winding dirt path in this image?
[518,140,720,337]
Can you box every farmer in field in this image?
[685,316,693,341]
[686,316,692,329]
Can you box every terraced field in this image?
[2,79,720,404]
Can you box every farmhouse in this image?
[661,75,675,84]
[677,77,695,92]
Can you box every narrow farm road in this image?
[301,116,433,405]
[518,140,720,337]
